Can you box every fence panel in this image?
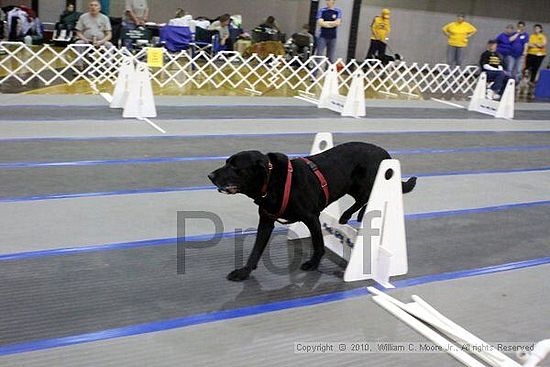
[0,42,479,98]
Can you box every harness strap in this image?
[300,157,330,206]
[261,158,293,222]
[276,159,293,217]
[260,161,273,197]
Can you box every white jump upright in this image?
[102,58,164,133]
[288,132,408,287]
[122,61,157,119]
[368,287,550,367]
[109,56,134,108]
[296,64,366,118]
[468,73,515,119]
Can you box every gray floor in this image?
[3,94,550,110]
[1,264,548,367]
[3,117,550,140]
[3,105,550,121]
[1,132,549,163]
[1,170,549,255]
[0,94,549,366]
[0,131,549,199]
[1,205,548,345]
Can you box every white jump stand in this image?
[296,64,366,118]
[369,287,550,367]
[122,61,157,119]
[468,72,515,119]
[107,56,134,107]
[288,133,408,287]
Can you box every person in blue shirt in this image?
[510,21,530,82]
[497,21,529,82]
[496,25,514,64]
[316,0,342,62]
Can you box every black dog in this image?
[208,142,417,281]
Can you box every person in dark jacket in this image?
[479,39,511,100]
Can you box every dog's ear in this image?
[266,152,288,166]
[255,152,269,168]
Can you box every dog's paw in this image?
[227,267,251,281]
[300,260,320,271]
[338,215,350,225]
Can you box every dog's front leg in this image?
[300,215,325,271]
[227,217,275,281]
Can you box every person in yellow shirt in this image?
[525,24,547,84]
[442,14,477,67]
[366,8,390,60]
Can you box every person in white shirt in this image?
[208,13,232,50]
[122,0,148,50]
[168,8,195,31]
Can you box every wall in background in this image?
[109,0,310,38]
[16,0,550,66]
[356,0,550,65]
[39,0,64,24]
[0,0,32,8]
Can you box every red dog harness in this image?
[261,157,329,221]
[261,159,293,221]
[300,157,330,206]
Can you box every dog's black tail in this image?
[356,177,417,223]
[402,177,417,193]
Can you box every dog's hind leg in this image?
[339,201,366,225]
[356,204,368,222]
[300,215,325,271]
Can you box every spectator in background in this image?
[507,21,530,82]
[122,0,148,50]
[442,14,477,67]
[75,0,112,48]
[366,8,391,60]
[6,6,31,41]
[22,9,43,45]
[209,13,232,51]
[169,8,193,27]
[316,0,342,62]
[479,39,510,100]
[6,6,42,44]
[289,23,314,47]
[285,23,314,60]
[194,16,211,30]
[56,3,81,40]
[496,25,514,68]
[525,24,547,85]
[59,3,81,30]
[259,16,280,34]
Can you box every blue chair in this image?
[535,69,550,99]
[194,27,220,55]
[159,25,192,52]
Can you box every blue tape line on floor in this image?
[1,145,549,169]
[1,166,549,203]
[1,199,549,262]
[0,256,548,356]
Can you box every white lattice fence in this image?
[0,41,480,98]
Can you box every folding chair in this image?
[159,25,192,52]
[193,27,219,56]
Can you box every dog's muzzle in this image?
[218,185,239,194]
[209,172,239,194]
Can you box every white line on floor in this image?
[138,117,167,134]
[430,98,466,109]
